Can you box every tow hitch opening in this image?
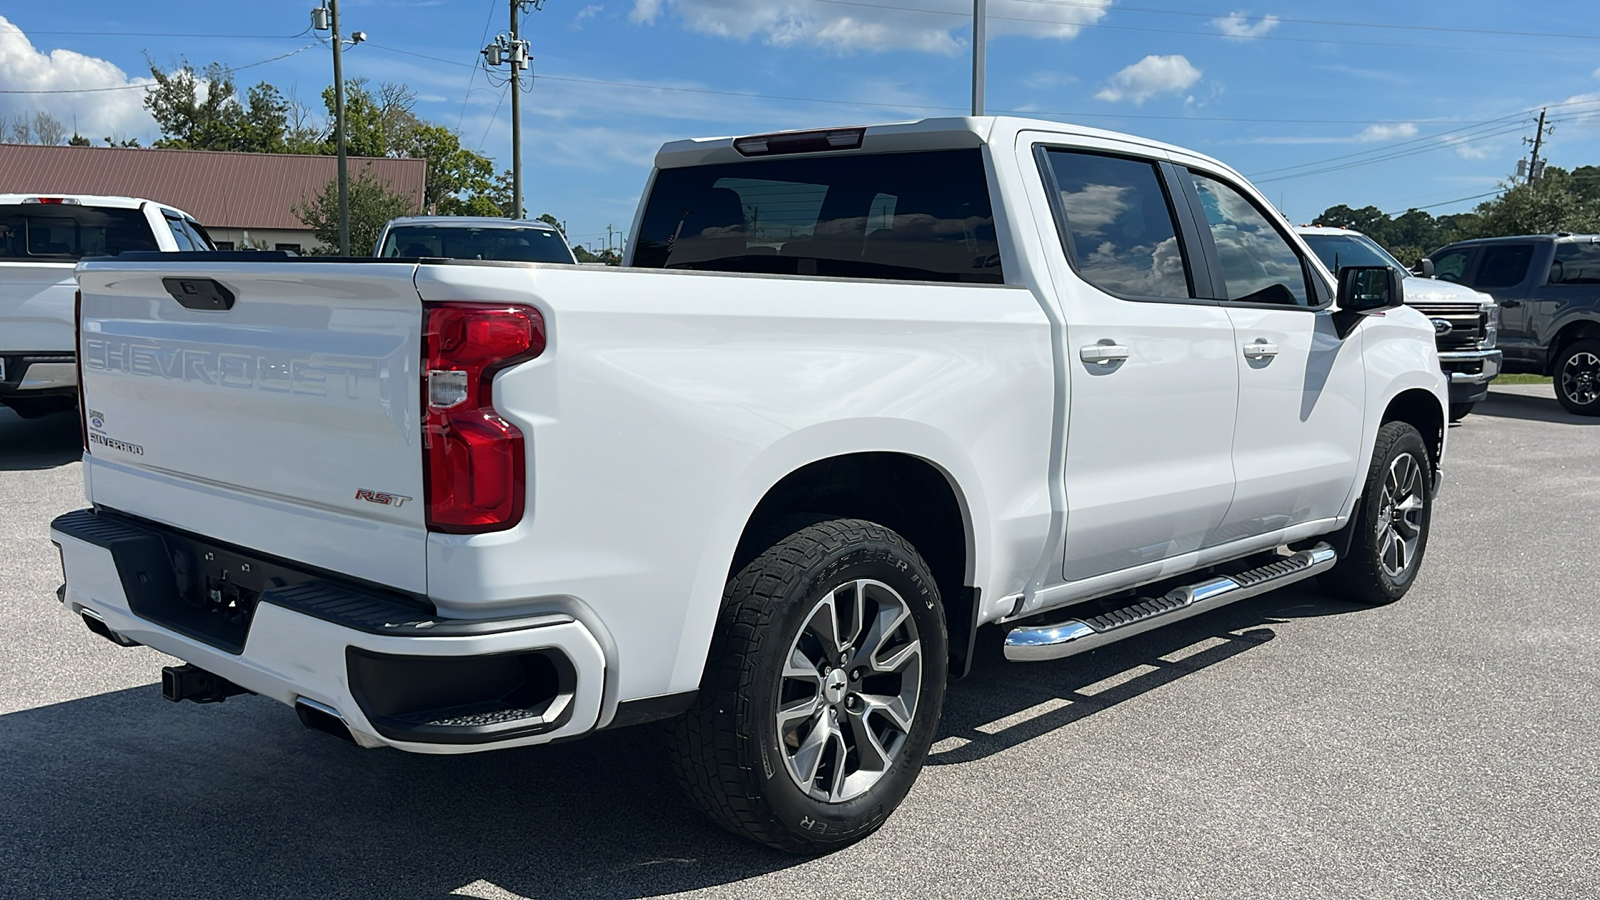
[161,663,249,704]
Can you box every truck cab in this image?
[0,194,213,418]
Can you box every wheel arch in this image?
[728,451,980,678]
[1381,388,1445,474]
[1544,317,1600,375]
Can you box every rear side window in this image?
[1474,244,1535,289]
[0,204,158,260]
[1189,172,1310,306]
[164,214,197,251]
[632,149,1002,284]
[1042,150,1192,300]
[1549,242,1600,285]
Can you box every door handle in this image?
[1501,299,1522,308]
[1242,341,1279,359]
[1079,343,1130,364]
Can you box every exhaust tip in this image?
[296,698,356,743]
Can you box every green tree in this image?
[295,175,420,255]
[1464,168,1600,237]
[320,80,420,158]
[144,59,289,153]
[401,124,501,214]
[67,133,92,147]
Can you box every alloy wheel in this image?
[776,578,923,803]
[1560,351,1600,407]
[1376,452,1426,580]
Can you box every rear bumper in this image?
[51,508,607,753]
[0,352,76,396]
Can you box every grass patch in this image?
[1495,373,1552,385]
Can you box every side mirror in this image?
[1333,265,1404,338]
[1412,257,1435,278]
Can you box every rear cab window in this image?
[0,203,159,260]
[378,226,575,263]
[632,149,1002,283]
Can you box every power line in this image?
[0,26,309,39]
[457,0,500,131]
[1386,189,1503,216]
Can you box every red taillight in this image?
[422,303,545,533]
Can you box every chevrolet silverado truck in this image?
[1298,226,1500,421]
[52,118,1446,853]
[1,194,213,418]
[1422,234,1600,416]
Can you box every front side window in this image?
[1430,246,1472,283]
[1189,172,1310,306]
[1473,244,1535,289]
[1043,150,1192,300]
[633,149,1002,284]
[1549,242,1600,285]
[0,205,158,260]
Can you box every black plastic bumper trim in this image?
[608,691,697,729]
[50,508,574,650]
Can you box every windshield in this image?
[378,225,574,263]
[0,204,158,260]
[1300,233,1407,274]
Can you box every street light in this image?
[312,2,366,255]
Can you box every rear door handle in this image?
[1242,341,1279,359]
[1079,343,1130,364]
[1501,299,1523,308]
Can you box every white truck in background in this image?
[53,117,1446,853]
[0,195,213,418]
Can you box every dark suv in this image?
[1423,234,1600,416]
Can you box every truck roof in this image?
[656,116,1251,184]
[0,193,168,210]
[382,216,562,231]
[1435,233,1600,247]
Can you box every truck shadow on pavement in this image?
[0,408,81,469]
[0,584,1364,900]
[1474,388,1599,426]
[929,583,1364,766]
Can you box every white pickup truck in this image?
[52,117,1445,853]
[0,194,213,418]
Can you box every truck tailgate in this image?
[75,260,429,592]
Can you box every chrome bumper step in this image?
[1004,543,1337,662]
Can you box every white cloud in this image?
[0,16,156,142]
[1356,122,1418,142]
[1213,12,1279,40]
[574,5,604,27]
[627,0,1111,55]
[1095,55,1201,105]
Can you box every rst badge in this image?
[355,489,411,508]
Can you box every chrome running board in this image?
[1004,543,1337,662]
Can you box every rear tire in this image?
[666,518,948,854]
[1320,421,1433,606]
[1447,402,1475,422]
[1554,339,1600,417]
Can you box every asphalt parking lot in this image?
[2,384,1596,900]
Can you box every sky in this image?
[3,1,1599,253]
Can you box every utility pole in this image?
[484,1,543,220]
[971,0,987,116]
[1524,107,1552,184]
[313,2,366,254]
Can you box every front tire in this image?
[667,518,948,854]
[1554,339,1600,417]
[1320,421,1433,605]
